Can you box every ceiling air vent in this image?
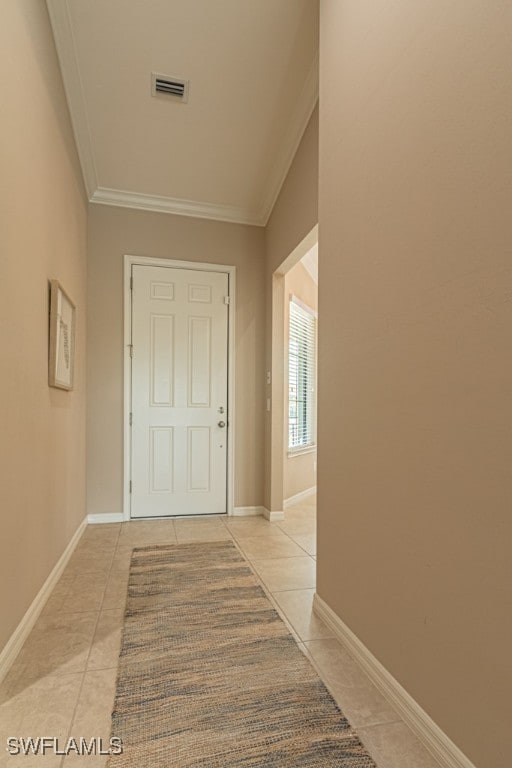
[151,73,189,103]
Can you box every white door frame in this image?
[123,254,236,521]
[269,224,317,513]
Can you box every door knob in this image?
[218,420,226,428]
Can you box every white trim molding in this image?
[232,506,266,517]
[91,187,262,227]
[87,512,124,524]
[0,516,87,686]
[123,255,236,522]
[313,594,477,768]
[276,224,319,277]
[283,486,316,509]
[287,446,317,458]
[262,508,285,522]
[46,0,98,196]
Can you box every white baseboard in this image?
[0,516,87,686]
[284,486,316,509]
[262,508,285,522]
[232,506,266,517]
[87,512,124,524]
[92,509,272,521]
[313,594,476,768]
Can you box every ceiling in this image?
[47,0,319,226]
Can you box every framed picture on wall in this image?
[48,279,75,390]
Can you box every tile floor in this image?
[0,497,441,767]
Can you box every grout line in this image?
[354,716,405,734]
[62,669,86,766]
[63,525,125,755]
[240,553,311,563]
[110,523,122,549]
[84,662,119,673]
[230,539,302,643]
[288,540,317,557]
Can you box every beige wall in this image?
[87,205,266,515]
[266,105,320,277]
[265,106,319,510]
[0,2,87,653]
[283,262,318,501]
[317,2,512,766]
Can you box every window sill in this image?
[287,445,317,458]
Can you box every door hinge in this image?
[130,275,133,291]
[224,295,230,305]
[129,412,133,426]
[129,480,132,494]
[129,344,134,358]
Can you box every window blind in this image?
[288,299,316,450]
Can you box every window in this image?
[288,298,316,451]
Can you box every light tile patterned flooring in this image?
[0,498,441,767]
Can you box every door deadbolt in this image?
[218,421,226,428]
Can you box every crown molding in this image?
[90,187,263,226]
[46,0,98,196]
[257,53,319,226]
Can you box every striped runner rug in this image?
[108,540,376,767]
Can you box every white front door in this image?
[130,264,229,517]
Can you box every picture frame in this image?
[48,279,75,390]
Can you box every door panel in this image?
[188,316,211,406]
[131,265,229,517]
[150,427,174,493]
[150,315,174,406]
[188,427,211,491]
